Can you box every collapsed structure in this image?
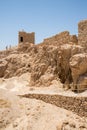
[78,20,87,49]
[17,20,87,48]
[18,31,35,44]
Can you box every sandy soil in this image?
[0,73,87,130]
[0,73,87,97]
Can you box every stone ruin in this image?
[14,20,87,49]
[18,31,35,44]
[43,19,87,48]
[0,19,87,91]
[78,20,87,50]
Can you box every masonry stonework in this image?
[18,19,87,47]
[44,31,78,45]
[78,20,87,49]
[18,31,35,44]
[22,93,87,117]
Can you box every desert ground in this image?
[0,73,87,130]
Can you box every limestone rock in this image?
[29,43,84,86]
[57,44,83,83]
[77,73,87,90]
[0,60,8,77]
[2,54,31,78]
[18,42,34,52]
[70,53,87,90]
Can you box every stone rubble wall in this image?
[44,31,78,45]
[78,20,87,50]
[18,31,35,44]
[21,93,87,117]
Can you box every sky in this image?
[0,0,87,50]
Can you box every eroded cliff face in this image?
[0,29,87,90]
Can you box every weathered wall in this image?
[78,20,87,49]
[18,31,35,44]
[21,93,87,117]
[44,31,78,45]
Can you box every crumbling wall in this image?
[18,31,35,44]
[22,93,87,117]
[44,31,78,45]
[78,20,87,50]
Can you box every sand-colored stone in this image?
[18,31,35,44]
[78,19,87,50]
[0,73,86,130]
[0,19,87,130]
[0,20,87,90]
[70,53,87,90]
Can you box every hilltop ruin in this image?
[0,19,87,130]
[18,31,35,44]
[0,19,87,91]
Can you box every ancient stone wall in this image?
[22,93,87,117]
[44,31,70,45]
[78,20,87,49]
[18,31,35,44]
[44,31,78,45]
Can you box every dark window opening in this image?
[20,37,23,42]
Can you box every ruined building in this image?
[17,20,87,49]
[0,19,87,91]
[43,20,87,49]
[18,31,35,44]
[78,20,87,49]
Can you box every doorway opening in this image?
[20,37,23,42]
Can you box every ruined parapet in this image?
[44,31,78,45]
[44,31,70,45]
[78,20,87,49]
[18,31,35,44]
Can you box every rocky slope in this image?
[0,87,87,130]
[0,29,87,130]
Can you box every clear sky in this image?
[0,0,87,50]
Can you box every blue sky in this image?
[0,0,87,50]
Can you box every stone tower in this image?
[18,31,35,44]
[78,20,87,48]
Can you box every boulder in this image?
[77,74,87,90]
[70,53,87,90]
[3,54,31,78]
